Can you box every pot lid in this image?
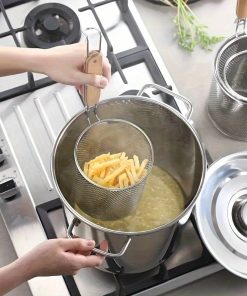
[195,151,247,279]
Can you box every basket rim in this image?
[214,33,247,104]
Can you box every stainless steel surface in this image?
[74,118,153,221]
[195,152,247,279]
[133,0,247,295]
[0,0,234,295]
[0,214,31,296]
[53,87,206,273]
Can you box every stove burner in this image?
[23,3,81,49]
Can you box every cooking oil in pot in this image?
[75,165,185,232]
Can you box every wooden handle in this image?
[84,50,103,107]
[236,0,247,19]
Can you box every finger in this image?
[75,85,84,96]
[93,240,108,259]
[99,240,108,254]
[74,72,108,88]
[102,57,111,82]
[78,85,84,95]
[61,238,95,252]
[74,254,105,268]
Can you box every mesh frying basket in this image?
[208,33,247,141]
[224,50,247,100]
[73,118,154,221]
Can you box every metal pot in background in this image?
[208,0,247,141]
[195,151,247,279]
[51,83,206,274]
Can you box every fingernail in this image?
[87,240,95,247]
[99,77,108,88]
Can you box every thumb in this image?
[75,72,108,88]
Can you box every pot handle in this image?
[67,218,132,258]
[137,83,193,120]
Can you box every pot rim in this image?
[214,33,247,104]
[51,95,207,236]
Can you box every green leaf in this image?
[167,0,224,51]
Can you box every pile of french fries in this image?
[83,152,148,189]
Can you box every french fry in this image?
[88,153,110,164]
[92,176,107,187]
[137,159,148,179]
[125,168,135,186]
[120,152,126,159]
[129,159,138,182]
[92,159,120,175]
[99,169,106,178]
[83,152,149,189]
[110,152,122,159]
[133,155,140,170]
[104,163,128,183]
[118,175,124,189]
[123,177,129,187]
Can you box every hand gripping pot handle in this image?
[67,218,132,258]
[137,83,193,120]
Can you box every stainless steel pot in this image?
[195,151,247,279]
[51,83,206,274]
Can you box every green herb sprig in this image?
[160,0,224,51]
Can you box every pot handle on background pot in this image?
[137,83,193,120]
[67,218,132,258]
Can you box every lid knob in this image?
[43,16,60,32]
[232,197,247,236]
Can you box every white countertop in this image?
[133,0,247,295]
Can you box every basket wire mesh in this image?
[74,118,154,221]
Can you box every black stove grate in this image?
[0,0,33,9]
[0,0,177,109]
[36,198,215,296]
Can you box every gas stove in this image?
[0,1,222,295]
